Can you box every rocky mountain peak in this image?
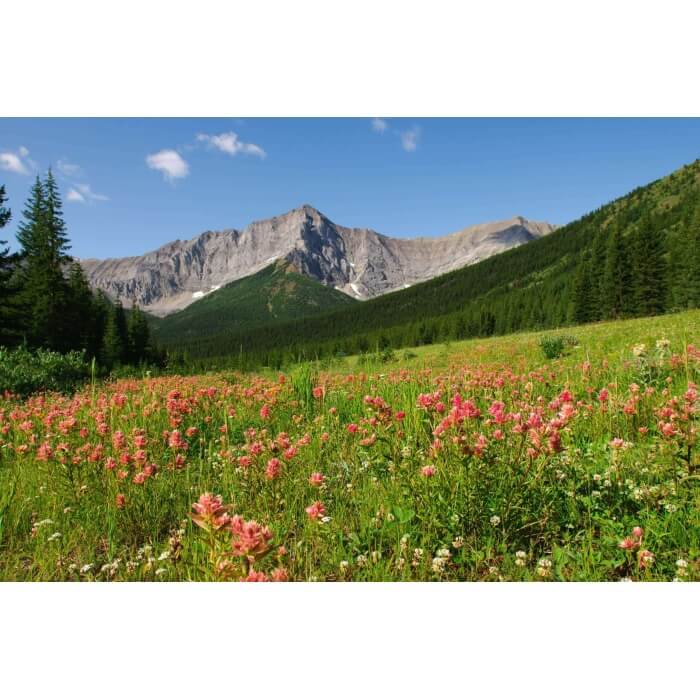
[80,206,556,316]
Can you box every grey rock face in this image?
[80,205,556,316]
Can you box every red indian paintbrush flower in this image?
[305,501,326,520]
[189,493,231,531]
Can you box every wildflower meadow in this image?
[1,310,698,582]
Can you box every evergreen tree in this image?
[101,303,126,369]
[114,300,128,356]
[589,226,608,318]
[689,210,700,307]
[92,290,112,356]
[43,169,71,264]
[601,220,633,318]
[66,262,100,357]
[572,253,595,324]
[15,171,73,350]
[127,303,151,364]
[669,207,700,309]
[15,176,46,258]
[630,214,667,316]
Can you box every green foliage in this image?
[101,301,127,369]
[572,253,595,324]
[0,346,90,396]
[539,334,578,360]
[127,304,151,364]
[290,362,317,409]
[630,213,667,315]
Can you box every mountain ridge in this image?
[80,205,556,316]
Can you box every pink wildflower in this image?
[309,472,325,487]
[266,457,282,480]
[305,501,326,521]
[190,493,231,531]
[230,516,273,557]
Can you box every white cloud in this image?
[400,126,420,152]
[66,188,85,203]
[146,149,189,181]
[196,132,266,159]
[57,159,82,177]
[66,183,109,204]
[0,146,33,175]
[371,118,388,133]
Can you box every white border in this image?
[2,1,699,696]
[2,1,700,116]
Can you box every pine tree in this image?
[572,254,595,324]
[690,209,700,307]
[114,300,128,357]
[43,169,71,264]
[669,206,700,309]
[601,220,633,319]
[630,213,667,316]
[127,303,151,364]
[15,176,46,258]
[15,171,73,350]
[101,303,126,369]
[66,262,99,357]
[92,290,112,356]
[589,226,608,319]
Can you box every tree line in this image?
[0,172,159,369]
[572,206,700,323]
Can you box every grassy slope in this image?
[322,308,700,375]
[151,261,358,345]
[164,158,700,361]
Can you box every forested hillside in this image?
[158,158,700,369]
[151,261,358,346]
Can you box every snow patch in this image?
[211,284,221,291]
[192,291,205,299]
[350,283,363,297]
[265,256,277,264]
[403,283,411,289]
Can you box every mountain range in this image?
[80,206,556,316]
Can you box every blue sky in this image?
[1,118,699,259]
